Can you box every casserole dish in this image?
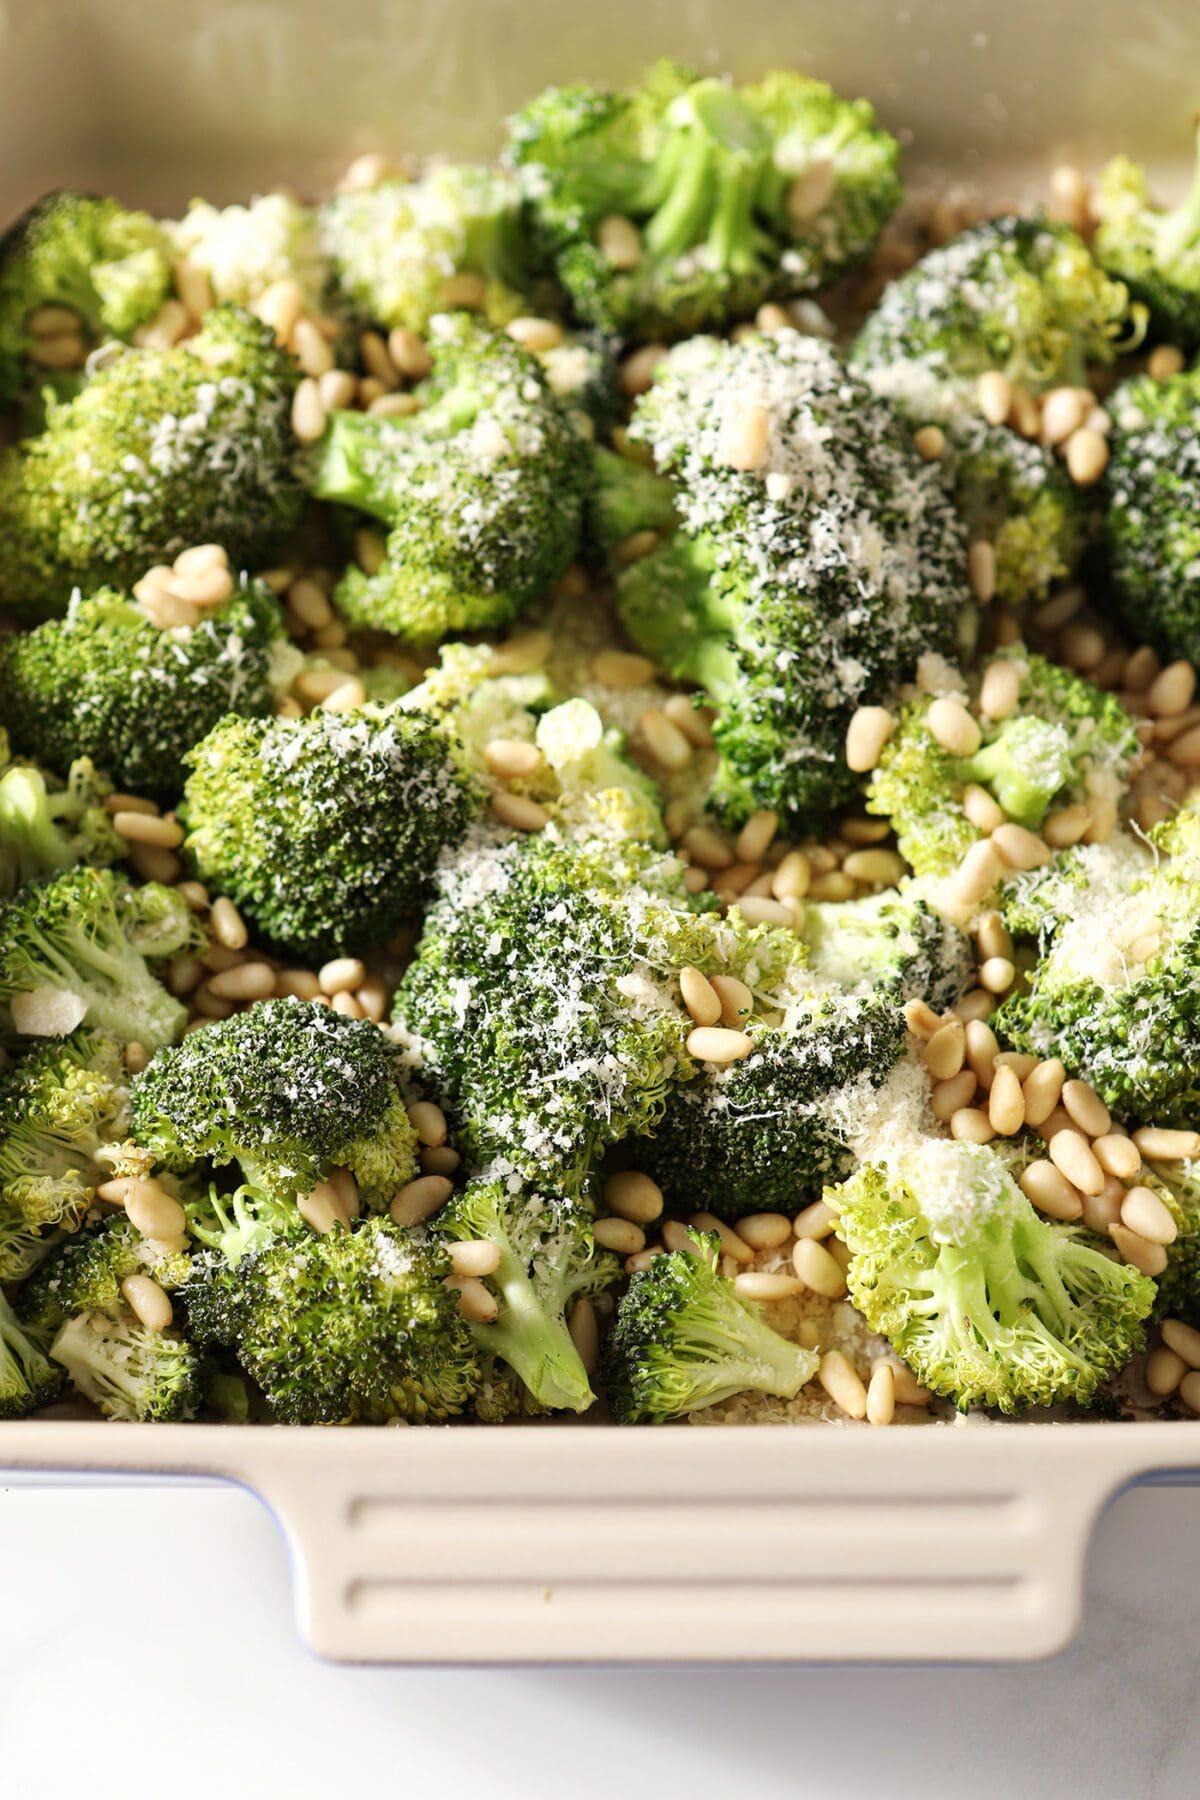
[3,0,1200,1666]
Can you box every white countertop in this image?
[1,1476,1197,1797]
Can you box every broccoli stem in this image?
[475,1231,594,1414]
[659,1297,815,1413]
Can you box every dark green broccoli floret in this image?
[309,313,589,641]
[133,997,419,1210]
[867,651,1139,881]
[830,1136,1155,1413]
[1140,1162,1200,1323]
[180,702,474,960]
[0,1287,64,1418]
[803,887,974,1011]
[0,867,191,1050]
[17,1211,193,1347]
[0,190,171,402]
[1093,126,1200,352]
[618,331,970,826]
[321,166,531,333]
[586,443,678,563]
[1104,365,1200,664]
[0,305,304,619]
[0,746,124,901]
[638,991,904,1220]
[393,831,806,1197]
[507,61,899,341]
[601,1232,819,1422]
[0,580,301,802]
[439,1178,619,1412]
[0,1028,131,1230]
[180,1217,479,1424]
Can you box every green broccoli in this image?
[830,1135,1155,1413]
[507,60,900,341]
[1140,1161,1200,1323]
[0,1287,64,1417]
[438,1178,619,1411]
[1104,364,1200,663]
[182,1180,303,1268]
[132,997,419,1210]
[1093,125,1200,351]
[169,191,329,314]
[618,331,970,827]
[0,190,172,402]
[586,443,679,563]
[638,991,905,1220]
[601,1232,819,1422]
[537,329,622,435]
[0,305,304,618]
[945,419,1087,607]
[180,702,474,960]
[0,747,124,901]
[0,580,302,803]
[803,887,974,1011]
[0,866,191,1050]
[0,1028,131,1230]
[321,165,531,334]
[17,1211,193,1347]
[309,312,589,641]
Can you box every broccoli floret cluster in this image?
[18,1211,193,1347]
[0,305,304,618]
[1093,126,1200,352]
[1104,364,1200,664]
[803,886,974,1012]
[181,702,474,960]
[0,580,301,802]
[618,331,970,826]
[169,191,330,314]
[133,996,419,1209]
[0,1027,131,1232]
[1140,1160,1200,1323]
[507,60,900,341]
[0,742,124,901]
[0,1288,64,1418]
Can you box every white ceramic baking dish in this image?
[4,0,1200,1666]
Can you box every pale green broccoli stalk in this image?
[439,1179,620,1412]
[0,749,124,901]
[0,305,304,619]
[0,867,191,1050]
[1104,364,1200,664]
[1093,126,1200,352]
[507,60,900,341]
[601,1231,819,1422]
[0,1027,131,1230]
[803,886,974,1011]
[0,1287,64,1417]
[320,165,531,333]
[169,192,329,314]
[181,702,475,961]
[132,997,420,1210]
[831,1136,1155,1413]
[182,1180,303,1268]
[0,580,301,803]
[0,190,172,401]
[310,312,589,642]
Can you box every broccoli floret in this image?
[169,191,329,314]
[393,831,807,1197]
[803,887,974,1011]
[0,1202,62,1283]
[830,1136,1155,1412]
[321,165,530,333]
[438,1179,619,1411]
[619,332,969,827]
[867,651,1139,882]
[946,418,1088,607]
[0,867,190,1050]
[1093,126,1200,352]
[0,190,171,402]
[1104,364,1200,664]
[1140,1162,1200,1323]
[182,1180,303,1269]
[537,330,622,435]
[0,580,302,803]
[309,312,589,641]
[993,809,1200,1125]
[17,1211,193,1346]
[586,444,679,563]
[0,1028,131,1230]
[507,61,899,341]
[180,702,474,960]
[0,1287,64,1417]
[133,997,419,1210]
[0,751,124,901]
[601,1232,819,1422]
[638,991,904,1220]
[181,1217,479,1424]
[0,305,304,619]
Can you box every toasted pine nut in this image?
[686,1026,753,1065]
[1043,803,1091,847]
[318,956,366,996]
[1048,1129,1105,1196]
[121,1274,173,1333]
[639,708,693,770]
[448,1240,502,1279]
[736,1212,792,1252]
[952,1107,994,1144]
[1148,660,1197,718]
[592,648,655,689]
[1179,1371,1200,1414]
[568,1295,600,1374]
[709,975,753,1028]
[1146,1345,1187,1397]
[1162,1319,1200,1368]
[819,1350,867,1419]
[206,961,276,1001]
[405,1101,447,1148]
[275,969,321,1000]
[1082,1179,1126,1235]
[719,403,771,471]
[991,823,1051,870]
[903,998,942,1040]
[491,791,550,832]
[209,896,248,950]
[489,628,551,676]
[661,1219,706,1258]
[733,895,795,930]
[618,342,667,397]
[866,1361,896,1426]
[960,783,1004,835]
[1133,1128,1200,1161]
[1022,1059,1065,1127]
[932,1069,978,1121]
[735,1271,805,1302]
[988,1064,1026,1136]
[842,847,906,887]
[735,809,778,864]
[967,541,997,604]
[1120,1185,1178,1245]
[771,850,812,901]
[112,810,184,847]
[786,159,836,220]
[421,1146,461,1177]
[451,1276,499,1324]
[124,1178,188,1241]
[679,966,722,1028]
[683,826,734,871]
[1061,1079,1111,1139]
[978,371,1013,425]
[1109,1223,1168,1278]
[387,325,432,379]
[994,1051,1038,1080]
[1148,344,1186,380]
[925,1019,965,1081]
[793,1236,847,1298]
[845,706,895,772]
[978,956,1015,995]
[914,424,946,460]
[1092,1134,1141,1181]
[686,1213,751,1265]
[390,1176,453,1228]
[965,1018,999,1089]
[1065,425,1108,485]
[953,840,1002,907]
[598,213,643,270]
[927,696,981,756]
[604,1171,664,1225]
[1020,1159,1082,1220]
[663,701,712,749]
[975,911,1012,962]
[594,1216,645,1255]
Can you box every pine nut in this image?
[686,1026,753,1065]
[1181,1372,1200,1414]
[733,896,795,930]
[121,1274,173,1333]
[28,303,82,336]
[568,1296,600,1375]
[1092,1134,1141,1181]
[1146,1345,1187,1397]
[298,1183,348,1236]
[662,1219,706,1258]
[330,990,363,1019]
[967,540,997,604]
[448,1240,502,1279]
[978,956,1015,994]
[786,159,836,220]
[593,1217,645,1255]
[735,809,778,863]
[845,706,895,772]
[994,1052,1038,1081]
[318,956,366,995]
[618,342,667,397]
[988,1064,1026,1135]
[1019,1159,1082,1220]
[951,1108,994,1144]
[1035,1107,1074,1141]
[104,790,160,817]
[841,816,892,846]
[274,969,321,1001]
[992,823,1051,870]
[1167,724,1200,765]
[1109,1223,1168,1277]
[450,1276,498,1325]
[818,1350,867,1419]
[1043,803,1091,847]
[124,1178,187,1241]
[719,403,771,471]
[962,784,1004,833]
[1040,387,1089,446]
[736,1212,792,1252]
[598,213,642,270]
[29,332,85,368]
[1133,1128,1200,1161]
[953,840,1002,907]
[965,1018,999,1088]
[111,810,184,847]
[771,850,812,901]
[1022,1059,1065,1127]
[682,826,734,871]
[206,961,276,1001]
[932,1069,978,1120]
[387,325,432,379]
[421,1146,461,1177]
[890,1363,933,1407]
[639,708,692,770]
[978,659,1020,721]
[390,1175,453,1228]
[291,378,328,444]
[602,1172,663,1226]
[1082,1178,1126,1236]
[1049,1129,1105,1195]
[924,1019,965,1081]
[679,966,722,1028]
[842,847,906,886]
[903,998,942,1040]
[591,649,655,690]
[793,1200,837,1241]
[170,564,234,608]
[914,424,946,460]
[1061,1079,1111,1139]
[709,975,754,1028]
[1163,1320,1200,1368]
[866,1361,895,1426]
[975,911,1012,962]
[1060,622,1106,672]
[927,696,981,756]
[209,897,248,950]
[792,1236,847,1298]
[1121,1185,1178,1245]
[402,1102,446,1150]
[687,1213,751,1265]
[1065,426,1108,485]
[978,371,1013,426]
[1148,661,1196,718]
[735,1271,805,1302]
[491,791,550,832]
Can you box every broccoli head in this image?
[946,417,1088,606]
[1140,1161,1200,1324]
[439,1178,620,1412]
[601,1231,819,1422]
[0,190,171,402]
[0,866,191,1050]
[0,580,302,803]
[0,1027,131,1230]
[830,1135,1155,1412]
[1104,363,1200,664]
[0,305,304,618]
[586,443,679,564]
[1093,125,1200,352]
[18,1211,193,1347]
[310,312,589,641]
[507,61,899,341]
[181,702,474,961]
[133,997,419,1209]
[0,1288,64,1418]
[169,191,329,314]
[803,886,974,1011]
[0,748,124,901]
